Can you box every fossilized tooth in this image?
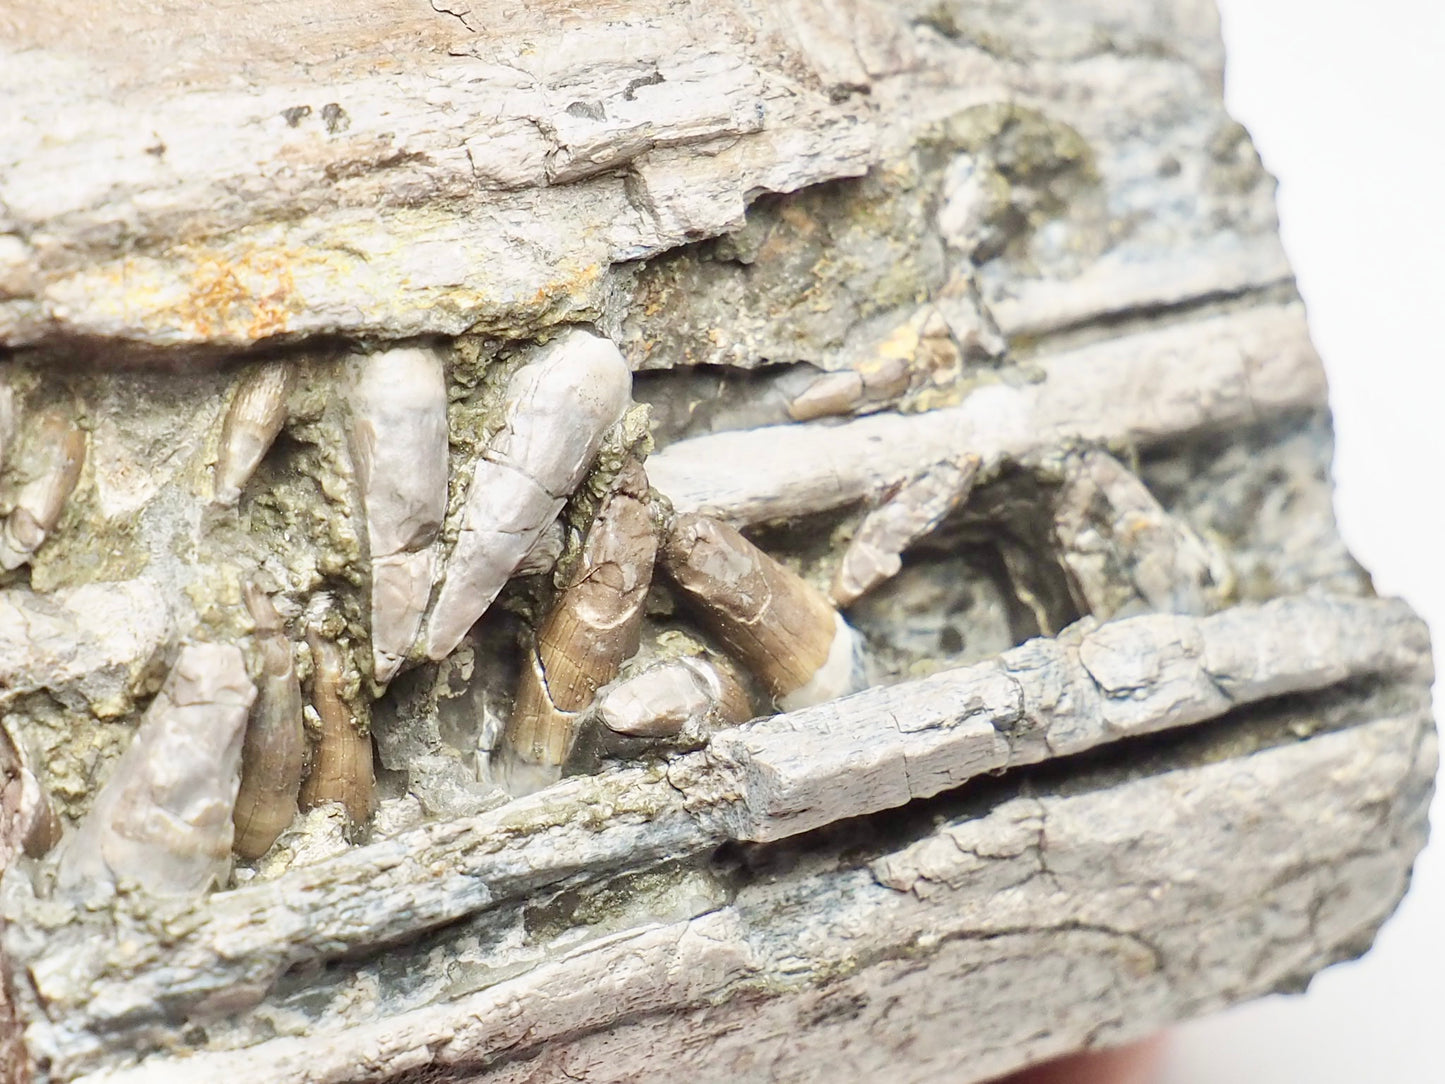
[0,372,17,478]
[1053,448,1229,619]
[299,631,375,826]
[0,408,86,571]
[1,721,61,860]
[831,454,981,606]
[424,328,632,662]
[661,513,865,711]
[495,459,657,795]
[347,344,449,683]
[53,643,256,897]
[213,360,293,506]
[232,584,306,861]
[596,650,753,740]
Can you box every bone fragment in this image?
[348,345,450,682]
[10,595,1427,1074]
[495,460,656,795]
[1053,448,1228,619]
[648,304,1326,527]
[212,360,293,507]
[52,643,256,897]
[831,454,981,606]
[425,329,632,661]
[232,585,306,860]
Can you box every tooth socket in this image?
[299,633,375,826]
[499,461,656,787]
[661,513,842,705]
[232,586,306,860]
[213,361,292,506]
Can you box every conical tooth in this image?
[298,630,375,827]
[493,460,656,795]
[213,360,293,506]
[0,720,61,860]
[231,584,306,861]
[660,514,866,711]
[425,328,631,662]
[0,407,86,571]
[54,643,256,898]
[0,372,18,477]
[347,345,449,682]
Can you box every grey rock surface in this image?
[0,1,1432,1082]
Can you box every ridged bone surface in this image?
[231,586,305,861]
[425,329,632,661]
[496,459,657,793]
[348,345,449,682]
[53,643,256,897]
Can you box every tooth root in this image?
[298,631,375,826]
[494,459,657,795]
[54,643,256,898]
[597,650,753,740]
[0,408,87,570]
[661,513,866,710]
[425,328,632,662]
[213,360,293,507]
[348,345,450,681]
[232,584,306,861]
[831,454,981,606]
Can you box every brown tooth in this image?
[1,720,61,860]
[830,454,980,606]
[299,631,375,826]
[660,513,864,711]
[0,408,87,569]
[213,360,292,506]
[495,460,657,794]
[232,583,306,860]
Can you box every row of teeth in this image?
[14,329,875,897]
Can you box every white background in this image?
[1165,2,1445,1081]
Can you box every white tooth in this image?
[425,328,631,661]
[0,407,87,571]
[348,345,449,682]
[212,360,292,507]
[54,643,256,899]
